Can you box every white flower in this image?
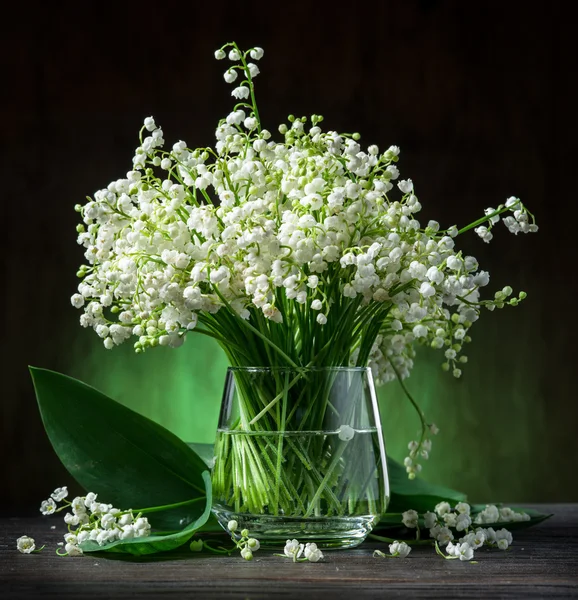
[495,528,513,546]
[284,538,304,561]
[118,513,133,526]
[40,498,57,515]
[240,547,253,560]
[250,47,264,60]
[304,542,324,562]
[338,424,355,441]
[424,511,437,529]
[84,492,98,508]
[65,543,84,556]
[144,117,156,131]
[402,509,419,528]
[419,282,436,297]
[248,63,260,78]
[64,513,80,526]
[224,69,238,83]
[101,513,116,530]
[316,313,327,325]
[134,517,151,537]
[484,527,497,543]
[17,536,36,554]
[474,504,500,524]
[71,293,84,308]
[455,502,471,515]
[456,513,472,532]
[227,519,238,532]
[389,541,411,558]
[446,541,460,556]
[214,49,226,60]
[119,525,135,540]
[436,526,454,546]
[435,501,451,516]
[51,487,68,502]
[398,179,414,194]
[231,86,250,99]
[71,497,87,515]
[474,225,493,243]
[228,49,241,61]
[461,529,485,549]
[443,512,457,528]
[248,538,260,551]
[457,542,474,561]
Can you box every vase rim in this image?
[227,366,370,372]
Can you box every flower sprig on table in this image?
[36,486,151,556]
[276,539,325,562]
[70,41,537,475]
[226,519,261,560]
[372,501,529,562]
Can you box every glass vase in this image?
[211,367,389,549]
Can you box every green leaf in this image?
[80,471,213,555]
[30,367,209,530]
[385,456,467,514]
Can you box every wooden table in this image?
[1,504,577,598]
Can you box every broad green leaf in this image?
[30,367,209,530]
[80,471,213,555]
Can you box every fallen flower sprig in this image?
[274,539,324,562]
[373,541,412,559]
[371,501,529,562]
[226,519,261,560]
[37,486,152,556]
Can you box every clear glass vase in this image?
[211,367,389,549]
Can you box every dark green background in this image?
[2,0,576,515]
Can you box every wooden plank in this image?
[1,504,577,598]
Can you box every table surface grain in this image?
[1,504,577,599]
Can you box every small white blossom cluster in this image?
[399,501,528,562]
[227,519,261,560]
[279,538,324,562]
[71,41,537,389]
[38,486,151,556]
[475,197,537,243]
[474,504,531,525]
[373,540,412,559]
[404,422,439,479]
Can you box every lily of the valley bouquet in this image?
[25,42,544,559]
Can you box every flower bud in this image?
[227,520,238,532]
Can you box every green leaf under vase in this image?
[30,367,209,531]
